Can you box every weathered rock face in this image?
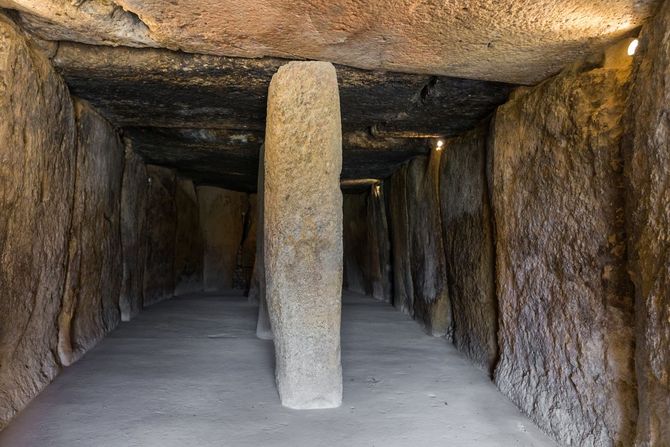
[0,13,76,429]
[366,186,392,303]
[625,4,670,444]
[197,186,246,291]
[440,125,497,373]
[119,145,148,321]
[58,100,124,367]
[491,54,636,445]
[405,154,451,337]
[251,145,272,339]
[343,193,369,295]
[264,61,343,409]
[388,166,414,315]
[143,165,177,306]
[4,0,658,84]
[174,178,204,294]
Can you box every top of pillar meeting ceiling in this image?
[1,0,659,85]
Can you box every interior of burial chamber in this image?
[1,2,669,445]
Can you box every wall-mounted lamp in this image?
[374,184,381,197]
[436,139,444,151]
[628,39,639,56]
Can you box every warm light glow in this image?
[628,39,639,56]
[374,184,381,196]
[436,139,444,151]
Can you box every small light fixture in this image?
[436,139,444,151]
[628,39,639,56]
[374,184,381,197]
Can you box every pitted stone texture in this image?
[625,4,670,444]
[3,0,658,84]
[174,178,204,294]
[492,56,636,446]
[197,186,246,291]
[143,165,177,306]
[120,146,148,321]
[250,145,272,340]
[0,13,76,429]
[58,100,124,367]
[264,61,343,409]
[440,125,497,374]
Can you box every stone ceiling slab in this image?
[1,0,659,84]
[51,43,513,190]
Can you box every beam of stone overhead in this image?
[2,0,659,84]
[51,43,514,134]
[52,43,503,189]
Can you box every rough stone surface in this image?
[119,145,148,322]
[197,186,246,291]
[0,13,76,429]
[174,178,204,294]
[143,165,177,306]
[405,154,452,337]
[58,100,124,367]
[625,4,670,444]
[251,146,272,339]
[440,125,497,374]
[343,193,368,295]
[366,186,392,303]
[50,42,512,191]
[388,166,414,315]
[491,53,636,446]
[264,62,343,409]
[4,0,659,84]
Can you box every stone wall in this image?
[143,165,178,306]
[0,13,77,429]
[440,125,497,374]
[491,52,636,445]
[343,193,368,294]
[119,145,148,321]
[625,3,670,444]
[174,178,204,294]
[197,186,247,291]
[388,152,451,337]
[57,100,125,367]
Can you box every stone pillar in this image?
[264,61,343,409]
[252,144,273,340]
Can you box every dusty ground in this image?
[0,291,555,446]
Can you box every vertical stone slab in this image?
[0,13,76,429]
[58,100,125,366]
[174,178,204,294]
[143,165,177,306]
[241,194,257,294]
[197,186,246,291]
[366,185,392,303]
[406,154,451,337]
[388,166,414,315]
[120,145,148,321]
[342,193,369,295]
[625,5,670,445]
[251,145,273,339]
[264,61,343,409]
[439,125,497,374]
[491,55,636,445]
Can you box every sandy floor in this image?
[0,291,556,447]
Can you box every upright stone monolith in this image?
[264,61,343,409]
